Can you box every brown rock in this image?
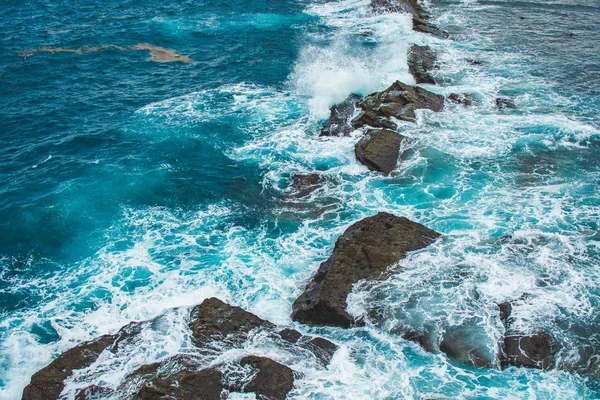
[408,45,437,84]
[355,129,405,175]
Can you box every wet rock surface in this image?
[496,97,517,110]
[501,332,558,370]
[354,81,444,128]
[291,212,441,328]
[289,173,325,198]
[320,93,361,137]
[24,298,336,399]
[439,326,495,368]
[408,45,437,84]
[22,334,118,400]
[371,0,446,37]
[448,93,474,106]
[355,129,405,175]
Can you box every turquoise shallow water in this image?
[0,0,599,398]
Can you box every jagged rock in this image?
[189,297,274,348]
[353,81,444,129]
[448,93,474,106]
[501,332,558,369]
[498,302,512,327]
[75,385,113,400]
[371,0,447,37]
[291,212,441,328]
[466,58,484,66]
[355,129,405,175]
[408,45,437,84]
[233,356,295,400]
[134,366,224,400]
[401,330,435,353]
[496,98,517,110]
[320,94,361,137]
[22,334,118,400]
[306,337,339,365]
[290,173,324,198]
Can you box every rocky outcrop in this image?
[496,98,517,110]
[291,212,441,328]
[353,81,444,129]
[439,326,495,368]
[355,129,405,175]
[448,93,474,106]
[371,0,447,37]
[320,94,361,137]
[22,334,118,400]
[24,298,336,399]
[408,45,437,84]
[290,173,325,198]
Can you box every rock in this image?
[496,98,517,110]
[290,173,324,198]
[306,337,339,365]
[501,332,558,369]
[370,0,447,37]
[74,385,113,400]
[353,81,444,129]
[401,330,435,353]
[498,301,512,327]
[355,129,405,175]
[465,58,484,66]
[320,94,362,137]
[22,334,118,400]
[189,297,274,348]
[439,327,494,368]
[278,328,303,343]
[408,45,437,84]
[448,93,474,106]
[233,356,295,400]
[134,367,224,400]
[291,212,441,328]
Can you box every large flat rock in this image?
[291,212,441,328]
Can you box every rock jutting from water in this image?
[320,93,362,137]
[408,44,437,84]
[355,129,405,175]
[370,0,447,37]
[291,212,441,328]
[22,298,337,400]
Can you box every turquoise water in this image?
[1,0,599,398]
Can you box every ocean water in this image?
[0,0,599,398]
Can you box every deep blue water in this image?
[1,0,599,398]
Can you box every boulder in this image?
[408,45,437,84]
[501,332,558,370]
[291,212,441,328]
[448,93,474,106]
[320,94,361,137]
[496,98,517,110]
[353,81,444,129]
[189,297,274,348]
[355,129,405,175]
[233,356,295,400]
[22,334,118,400]
[498,301,512,327]
[290,173,325,198]
[439,326,494,368]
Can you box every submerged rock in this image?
[291,212,441,328]
[501,332,558,370]
[448,93,474,106]
[290,173,325,198]
[496,98,517,110]
[353,81,444,129]
[408,45,437,84]
[320,94,362,137]
[439,326,495,368]
[355,129,405,175]
[22,334,118,400]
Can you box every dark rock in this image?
[498,302,512,327]
[355,129,405,175]
[439,327,494,368]
[501,331,558,369]
[370,0,447,37]
[74,385,113,400]
[353,81,444,129]
[291,212,441,328]
[320,93,362,137]
[306,337,339,366]
[189,297,274,348]
[408,45,437,84]
[278,328,303,343]
[134,367,224,400]
[496,98,517,110]
[466,58,484,66]
[448,93,474,106]
[401,330,435,353]
[22,334,118,400]
[234,356,295,400]
[290,173,324,198]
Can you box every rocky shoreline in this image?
[22,0,592,398]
